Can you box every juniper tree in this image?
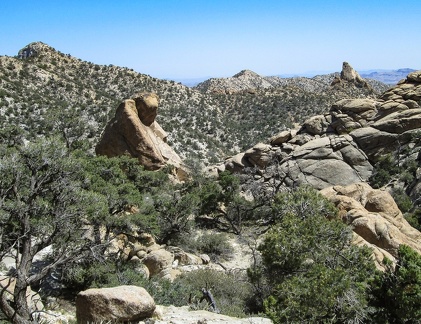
[0,138,108,323]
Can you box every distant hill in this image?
[360,68,417,85]
[194,67,389,95]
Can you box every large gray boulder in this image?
[76,285,155,323]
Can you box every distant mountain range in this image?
[359,68,416,85]
[175,68,417,87]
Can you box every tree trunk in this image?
[13,215,33,323]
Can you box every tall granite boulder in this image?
[96,92,186,179]
[331,62,373,90]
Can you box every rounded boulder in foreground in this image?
[76,285,155,323]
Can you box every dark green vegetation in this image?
[1,131,420,322]
[369,151,421,231]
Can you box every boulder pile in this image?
[221,71,421,191]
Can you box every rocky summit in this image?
[331,61,373,90]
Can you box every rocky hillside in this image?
[214,70,421,265]
[0,42,390,165]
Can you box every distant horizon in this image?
[3,40,418,83]
[167,67,418,84]
[1,0,420,79]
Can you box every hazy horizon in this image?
[1,0,420,79]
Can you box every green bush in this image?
[369,154,400,188]
[405,207,421,231]
[371,245,421,322]
[392,188,413,213]
[252,186,377,323]
[194,232,234,262]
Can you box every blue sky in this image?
[1,0,420,79]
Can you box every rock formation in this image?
[221,70,421,188]
[331,62,373,90]
[216,70,421,262]
[76,285,155,323]
[96,92,186,179]
[321,183,421,266]
[106,232,211,281]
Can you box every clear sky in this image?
[1,0,420,79]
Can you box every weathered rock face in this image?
[321,183,421,262]
[76,285,155,323]
[142,249,174,278]
[96,93,185,177]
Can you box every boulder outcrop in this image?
[321,183,421,260]
[217,70,421,262]
[221,70,421,189]
[76,285,155,323]
[106,232,210,281]
[96,92,186,178]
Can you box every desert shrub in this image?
[405,207,421,231]
[194,232,234,262]
[171,269,253,317]
[370,245,421,322]
[369,154,400,188]
[251,186,378,323]
[392,188,413,213]
[62,259,148,290]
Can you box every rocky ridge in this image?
[1,42,391,164]
[194,64,388,95]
